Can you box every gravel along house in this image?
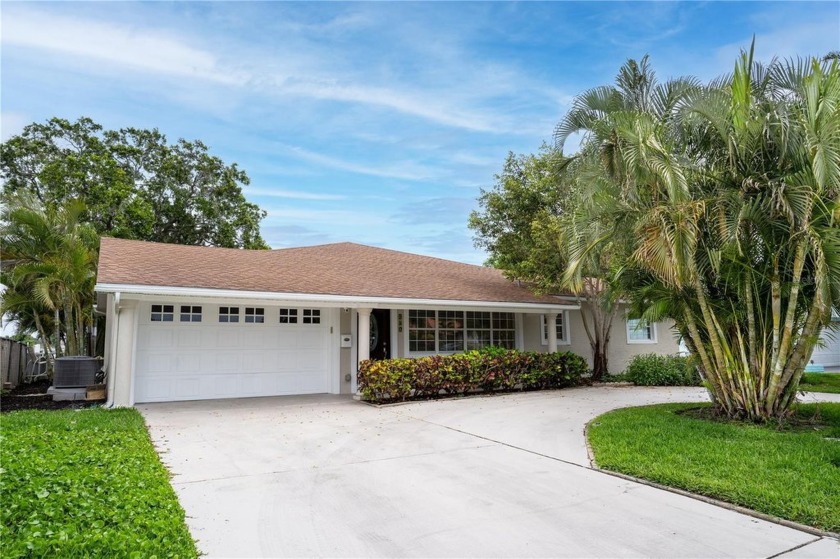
[95,238,679,405]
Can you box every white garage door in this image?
[134,303,332,403]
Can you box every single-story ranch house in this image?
[95,238,679,406]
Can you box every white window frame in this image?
[279,308,298,324]
[626,316,657,344]
[244,307,265,324]
[218,306,240,323]
[179,305,202,323]
[151,304,174,322]
[541,312,571,346]
[302,308,321,324]
[406,309,517,355]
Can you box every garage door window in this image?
[180,305,202,322]
[302,309,321,324]
[245,307,265,323]
[219,307,240,323]
[151,304,174,322]
[279,308,298,324]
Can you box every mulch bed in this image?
[1,379,101,413]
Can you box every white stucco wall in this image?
[522,305,681,374]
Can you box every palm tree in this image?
[1,195,98,360]
[553,57,700,381]
[562,46,840,420]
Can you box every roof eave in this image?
[94,283,579,312]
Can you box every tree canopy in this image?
[473,46,840,419]
[469,145,621,379]
[1,117,270,356]
[1,117,268,249]
[557,47,840,420]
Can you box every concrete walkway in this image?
[140,387,838,558]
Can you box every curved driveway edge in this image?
[140,387,838,558]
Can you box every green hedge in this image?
[358,348,588,403]
[624,353,702,386]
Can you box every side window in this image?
[627,318,655,343]
[151,304,174,322]
[279,308,298,324]
[219,306,240,323]
[555,313,566,343]
[180,305,202,322]
[302,309,320,324]
[245,307,265,324]
[541,312,569,344]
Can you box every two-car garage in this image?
[133,302,334,403]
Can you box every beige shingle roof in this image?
[96,238,566,306]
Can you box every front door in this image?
[369,309,391,360]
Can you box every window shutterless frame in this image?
[219,306,240,323]
[151,304,174,322]
[244,307,265,323]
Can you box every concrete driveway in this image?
[140,387,837,558]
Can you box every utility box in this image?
[54,357,99,388]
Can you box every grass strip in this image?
[0,408,197,558]
[799,372,840,394]
[588,403,840,533]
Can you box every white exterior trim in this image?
[389,309,399,359]
[350,309,359,394]
[626,315,658,344]
[129,306,139,406]
[330,308,341,395]
[540,312,572,346]
[515,313,524,350]
[94,283,578,313]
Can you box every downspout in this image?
[105,292,121,408]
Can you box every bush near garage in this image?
[624,353,702,386]
[358,348,588,403]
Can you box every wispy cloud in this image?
[280,81,504,133]
[1,5,558,136]
[244,187,347,201]
[281,145,437,181]
[391,197,477,225]
[262,207,385,227]
[402,228,484,265]
[4,1,830,265]
[2,8,241,85]
[715,22,840,65]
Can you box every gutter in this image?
[93,283,579,312]
[104,292,120,408]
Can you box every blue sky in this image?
[2,1,838,264]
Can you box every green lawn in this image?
[588,403,840,533]
[799,372,840,394]
[0,408,197,558]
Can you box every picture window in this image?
[410,310,516,352]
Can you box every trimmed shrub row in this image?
[358,347,588,403]
[624,353,702,386]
